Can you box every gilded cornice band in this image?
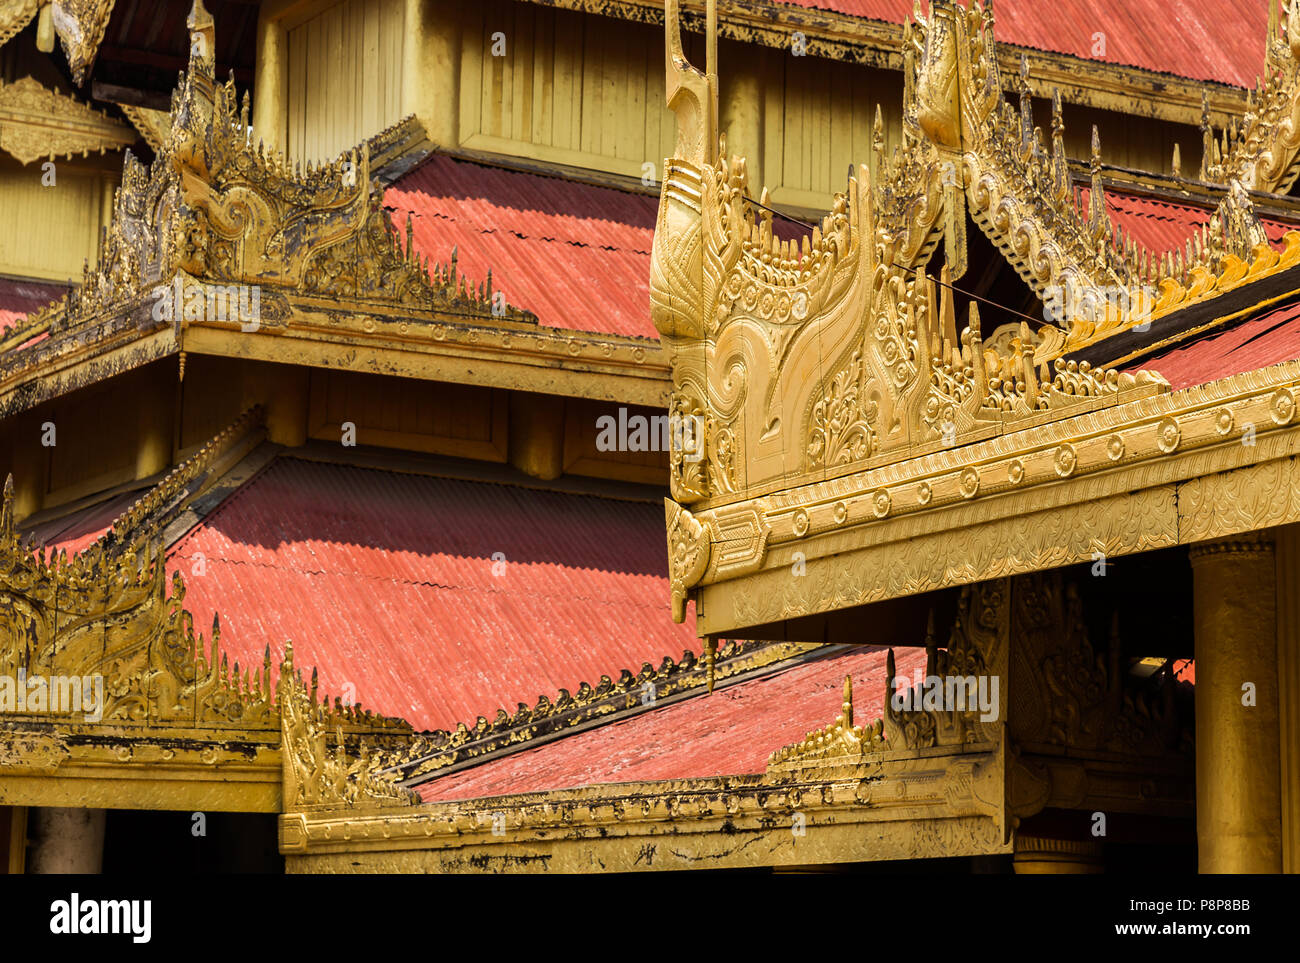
[0,76,137,164]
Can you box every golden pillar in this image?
[1190,535,1283,873]
[252,11,289,153]
[244,362,309,448]
[27,808,105,874]
[1275,524,1300,873]
[1012,836,1103,874]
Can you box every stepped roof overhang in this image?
[0,14,670,420]
[527,0,1256,127]
[386,153,662,340]
[648,0,1300,639]
[0,402,707,816]
[164,454,700,732]
[0,409,413,813]
[279,568,1192,873]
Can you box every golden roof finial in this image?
[1,474,13,538]
[187,0,214,31]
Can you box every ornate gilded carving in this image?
[0,76,136,164]
[650,0,1171,560]
[278,644,417,811]
[768,675,886,767]
[885,583,1007,750]
[1202,0,1300,193]
[654,1,1300,628]
[1008,572,1187,756]
[0,1,42,49]
[1,0,533,407]
[117,104,169,155]
[1041,230,1300,363]
[51,0,116,85]
[0,474,273,731]
[384,640,815,784]
[665,499,710,622]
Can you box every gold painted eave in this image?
[0,730,283,812]
[184,307,670,407]
[681,361,1300,635]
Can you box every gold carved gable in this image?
[1203,1,1300,193]
[0,76,137,165]
[2,0,533,387]
[0,475,275,733]
[649,2,1168,519]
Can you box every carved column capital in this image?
[1188,532,1275,563]
[1012,835,1103,874]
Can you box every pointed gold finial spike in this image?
[939,263,958,348]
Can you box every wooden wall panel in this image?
[563,398,669,485]
[45,376,138,504]
[459,0,678,178]
[286,0,404,166]
[0,159,112,282]
[765,56,903,213]
[308,369,508,461]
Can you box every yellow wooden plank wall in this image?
[308,369,508,461]
[0,160,110,282]
[46,376,137,499]
[286,0,404,166]
[1060,102,1193,175]
[459,0,678,178]
[765,56,903,213]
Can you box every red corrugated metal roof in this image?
[167,457,699,730]
[1082,187,1298,255]
[417,644,930,800]
[1131,300,1300,389]
[0,278,65,334]
[776,0,1266,87]
[22,490,142,557]
[386,156,660,339]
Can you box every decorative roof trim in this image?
[517,0,1251,127]
[0,75,136,165]
[51,0,117,86]
[384,640,821,786]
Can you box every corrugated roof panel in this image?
[1131,300,1300,389]
[21,490,142,557]
[418,644,932,800]
[776,0,1266,86]
[0,278,66,334]
[1083,187,1298,256]
[167,457,700,730]
[386,156,660,339]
